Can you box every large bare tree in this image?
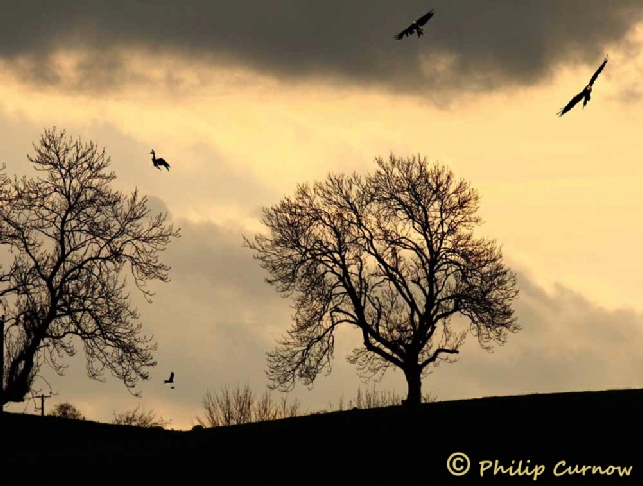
[244,154,520,407]
[0,127,180,406]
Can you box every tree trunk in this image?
[403,365,422,408]
[4,322,43,405]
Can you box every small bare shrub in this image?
[323,386,438,413]
[196,383,303,427]
[48,402,85,420]
[112,404,169,428]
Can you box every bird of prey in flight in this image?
[557,55,609,117]
[394,9,435,40]
[150,149,171,171]
[164,372,175,389]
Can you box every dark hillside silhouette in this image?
[3,388,642,483]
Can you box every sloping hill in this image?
[3,388,642,484]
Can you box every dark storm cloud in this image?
[2,1,642,96]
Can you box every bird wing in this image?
[394,26,412,39]
[416,9,435,26]
[170,372,174,381]
[588,55,608,86]
[557,90,585,117]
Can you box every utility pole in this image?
[37,394,52,417]
[0,314,4,414]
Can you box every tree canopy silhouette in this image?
[244,153,520,406]
[48,402,85,420]
[0,127,180,406]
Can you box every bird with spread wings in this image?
[164,371,175,389]
[557,55,609,117]
[394,10,435,40]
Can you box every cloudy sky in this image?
[3,0,643,430]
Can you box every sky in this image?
[3,0,643,430]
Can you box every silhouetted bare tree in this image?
[0,127,180,407]
[112,404,168,428]
[48,401,85,420]
[244,153,520,407]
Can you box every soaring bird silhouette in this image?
[164,372,174,385]
[394,9,435,40]
[150,149,171,171]
[557,55,609,117]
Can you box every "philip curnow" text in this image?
[479,459,633,480]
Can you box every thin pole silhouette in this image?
[0,315,4,414]
[37,394,52,416]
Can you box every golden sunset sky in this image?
[3,0,643,430]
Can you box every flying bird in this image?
[164,372,174,384]
[394,9,435,40]
[150,149,171,171]
[557,55,609,117]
